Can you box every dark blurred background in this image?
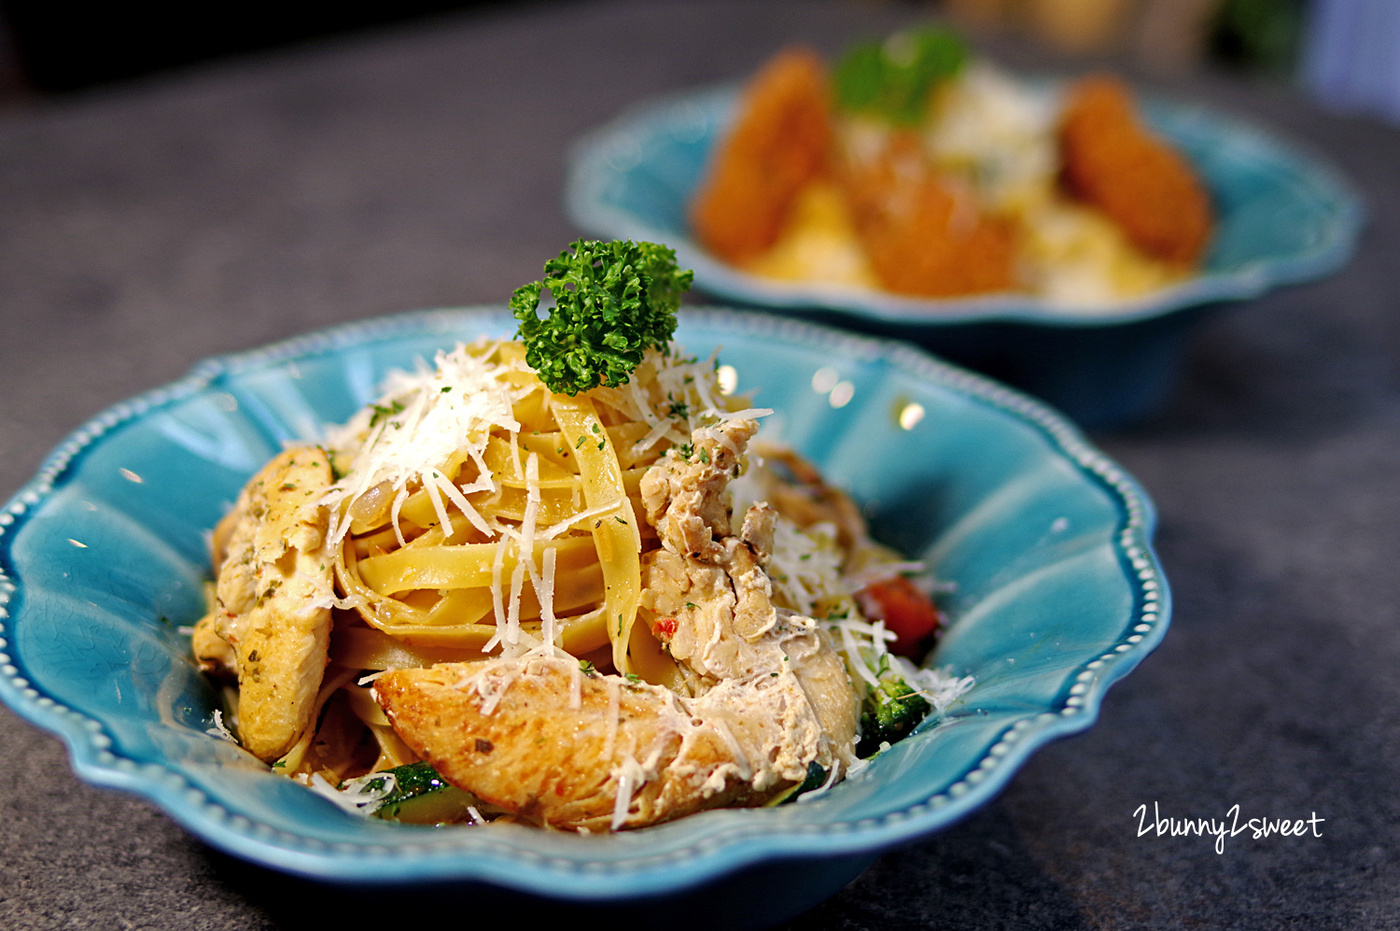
[0,1,551,97]
[0,0,1304,93]
[0,0,1393,125]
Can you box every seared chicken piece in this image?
[373,417,860,830]
[197,446,335,762]
[374,652,829,832]
[640,437,858,773]
[191,607,236,681]
[639,417,758,561]
[639,543,859,764]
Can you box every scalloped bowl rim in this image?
[565,81,1365,327]
[0,307,1170,899]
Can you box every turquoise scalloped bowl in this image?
[0,309,1168,926]
[565,82,1364,427]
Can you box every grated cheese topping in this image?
[315,340,748,664]
[320,340,526,549]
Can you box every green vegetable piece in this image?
[766,760,830,807]
[368,761,478,825]
[796,759,829,794]
[510,239,694,396]
[833,25,968,125]
[832,41,885,112]
[857,672,932,757]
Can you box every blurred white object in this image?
[1302,0,1400,122]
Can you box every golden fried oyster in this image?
[690,47,833,264]
[1058,75,1213,267]
[838,132,1020,297]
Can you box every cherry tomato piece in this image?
[857,576,943,658]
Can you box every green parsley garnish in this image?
[833,26,967,125]
[368,400,405,429]
[510,239,694,396]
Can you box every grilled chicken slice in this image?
[639,416,758,562]
[374,595,856,834]
[375,656,791,831]
[639,541,859,768]
[198,446,335,762]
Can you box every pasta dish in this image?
[191,241,969,831]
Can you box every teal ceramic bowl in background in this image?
[0,308,1168,927]
[565,82,1364,429]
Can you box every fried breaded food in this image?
[1058,75,1212,267]
[838,133,1020,297]
[690,47,832,263]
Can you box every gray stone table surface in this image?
[1,1,1397,928]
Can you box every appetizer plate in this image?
[565,83,1364,427]
[0,308,1168,927]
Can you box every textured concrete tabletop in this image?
[1,2,1397,928]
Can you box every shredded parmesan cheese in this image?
[610,755,648,831]
[320,342,526,549]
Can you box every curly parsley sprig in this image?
[509,239,694,396]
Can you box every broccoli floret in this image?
[365,761,479,825]
[857,672,932,757]
[509,239,694,396]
